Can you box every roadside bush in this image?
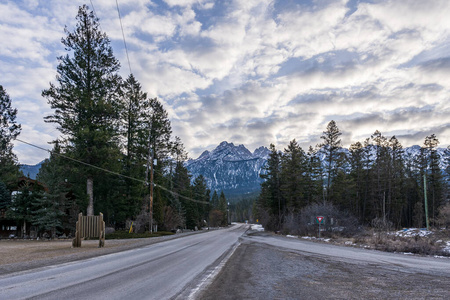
[257,207,279,232]
[360,230,449,256]
[435,202,450,229]
[283,202,361,237]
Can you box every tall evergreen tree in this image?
[192,175,210,227]
[305,146,323,204]
[423,134,444,220]
[319,120,342,202]
[0,181,11,211]
[218,191,228,225]
[172,161,191,228]
[8,181,39,237]
[258,144,283,230]
[388,136,406,226]
[31,190,65,238]
[349,141,364,220]
[370,130,389,221]
[37,143,77,232]
[211,190,219,209]
[120,74,152,218]
[0,85,22,189]
[42,5,122,216]
[280,140,307,212]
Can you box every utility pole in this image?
[150,149,154,234]
[423,174,429,231]
[145,120,154,234]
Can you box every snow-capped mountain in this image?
[185,141,270,198]
[186,142,448,199]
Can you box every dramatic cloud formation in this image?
[1,0,449,164]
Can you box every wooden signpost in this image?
[72,212,105,248]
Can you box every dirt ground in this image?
[200,236,450,300]
[0,233,199,275]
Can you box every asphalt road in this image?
[0,224,248,300]
[243,233,450,275]
[200,232,450,299]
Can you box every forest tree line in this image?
[256,120,450,233]
[0,5,229,237]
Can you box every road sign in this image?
[316,216,324,224]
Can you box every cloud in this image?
[1,0,450,164]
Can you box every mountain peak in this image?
[253,146,270,158]
[217,141,234,149]
[186,141,269,198]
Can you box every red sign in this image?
[316,216,324,223]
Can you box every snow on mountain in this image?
[186,142,448,199]
[185,142,269,198]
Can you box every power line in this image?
[15,138,209,205]
[89,0,103,32]
[115,0,133,75]
[16,138,146,184]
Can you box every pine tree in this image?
[120,74,152,219]
[0,85,22,189]
[172,161,192,228]
[192,175,210,227]
[8,181,38,237]
[218,191,228,225]
[319,120,342,202]
[280,140,307,212]
[211,190,219,209]
[37,143,78,232]
[304,146,323,205]
[349,141,364,220]
[370,130,389,221]
[258,144,283,230]
[423,134,444,220]
[208,190,222,227]
[388,136,406,226]
[31,190,65,238]
[42,5,122,216]
[0,180,11,211]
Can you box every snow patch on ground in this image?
[251,224,264,231]
[444,241,450,253]
[394,228,432,237]
[286,235,298,238]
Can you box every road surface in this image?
[0,224,248,300]
[200,231,450,299]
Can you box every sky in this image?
[1,0,450,165]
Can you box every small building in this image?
[0,177,47,238]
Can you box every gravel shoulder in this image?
[0,231,202,276]
[200,232,450,300]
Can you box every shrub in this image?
[284,202,361,237]
[435,203,450,229]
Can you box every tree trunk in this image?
[87,177,94,216]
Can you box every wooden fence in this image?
[72,213,105,248]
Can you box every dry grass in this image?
[0,239,140,265]
[352,229,450,256]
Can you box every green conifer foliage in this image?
[319,120,342,201]
[42,5,122,216]
[0,85,22,188]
